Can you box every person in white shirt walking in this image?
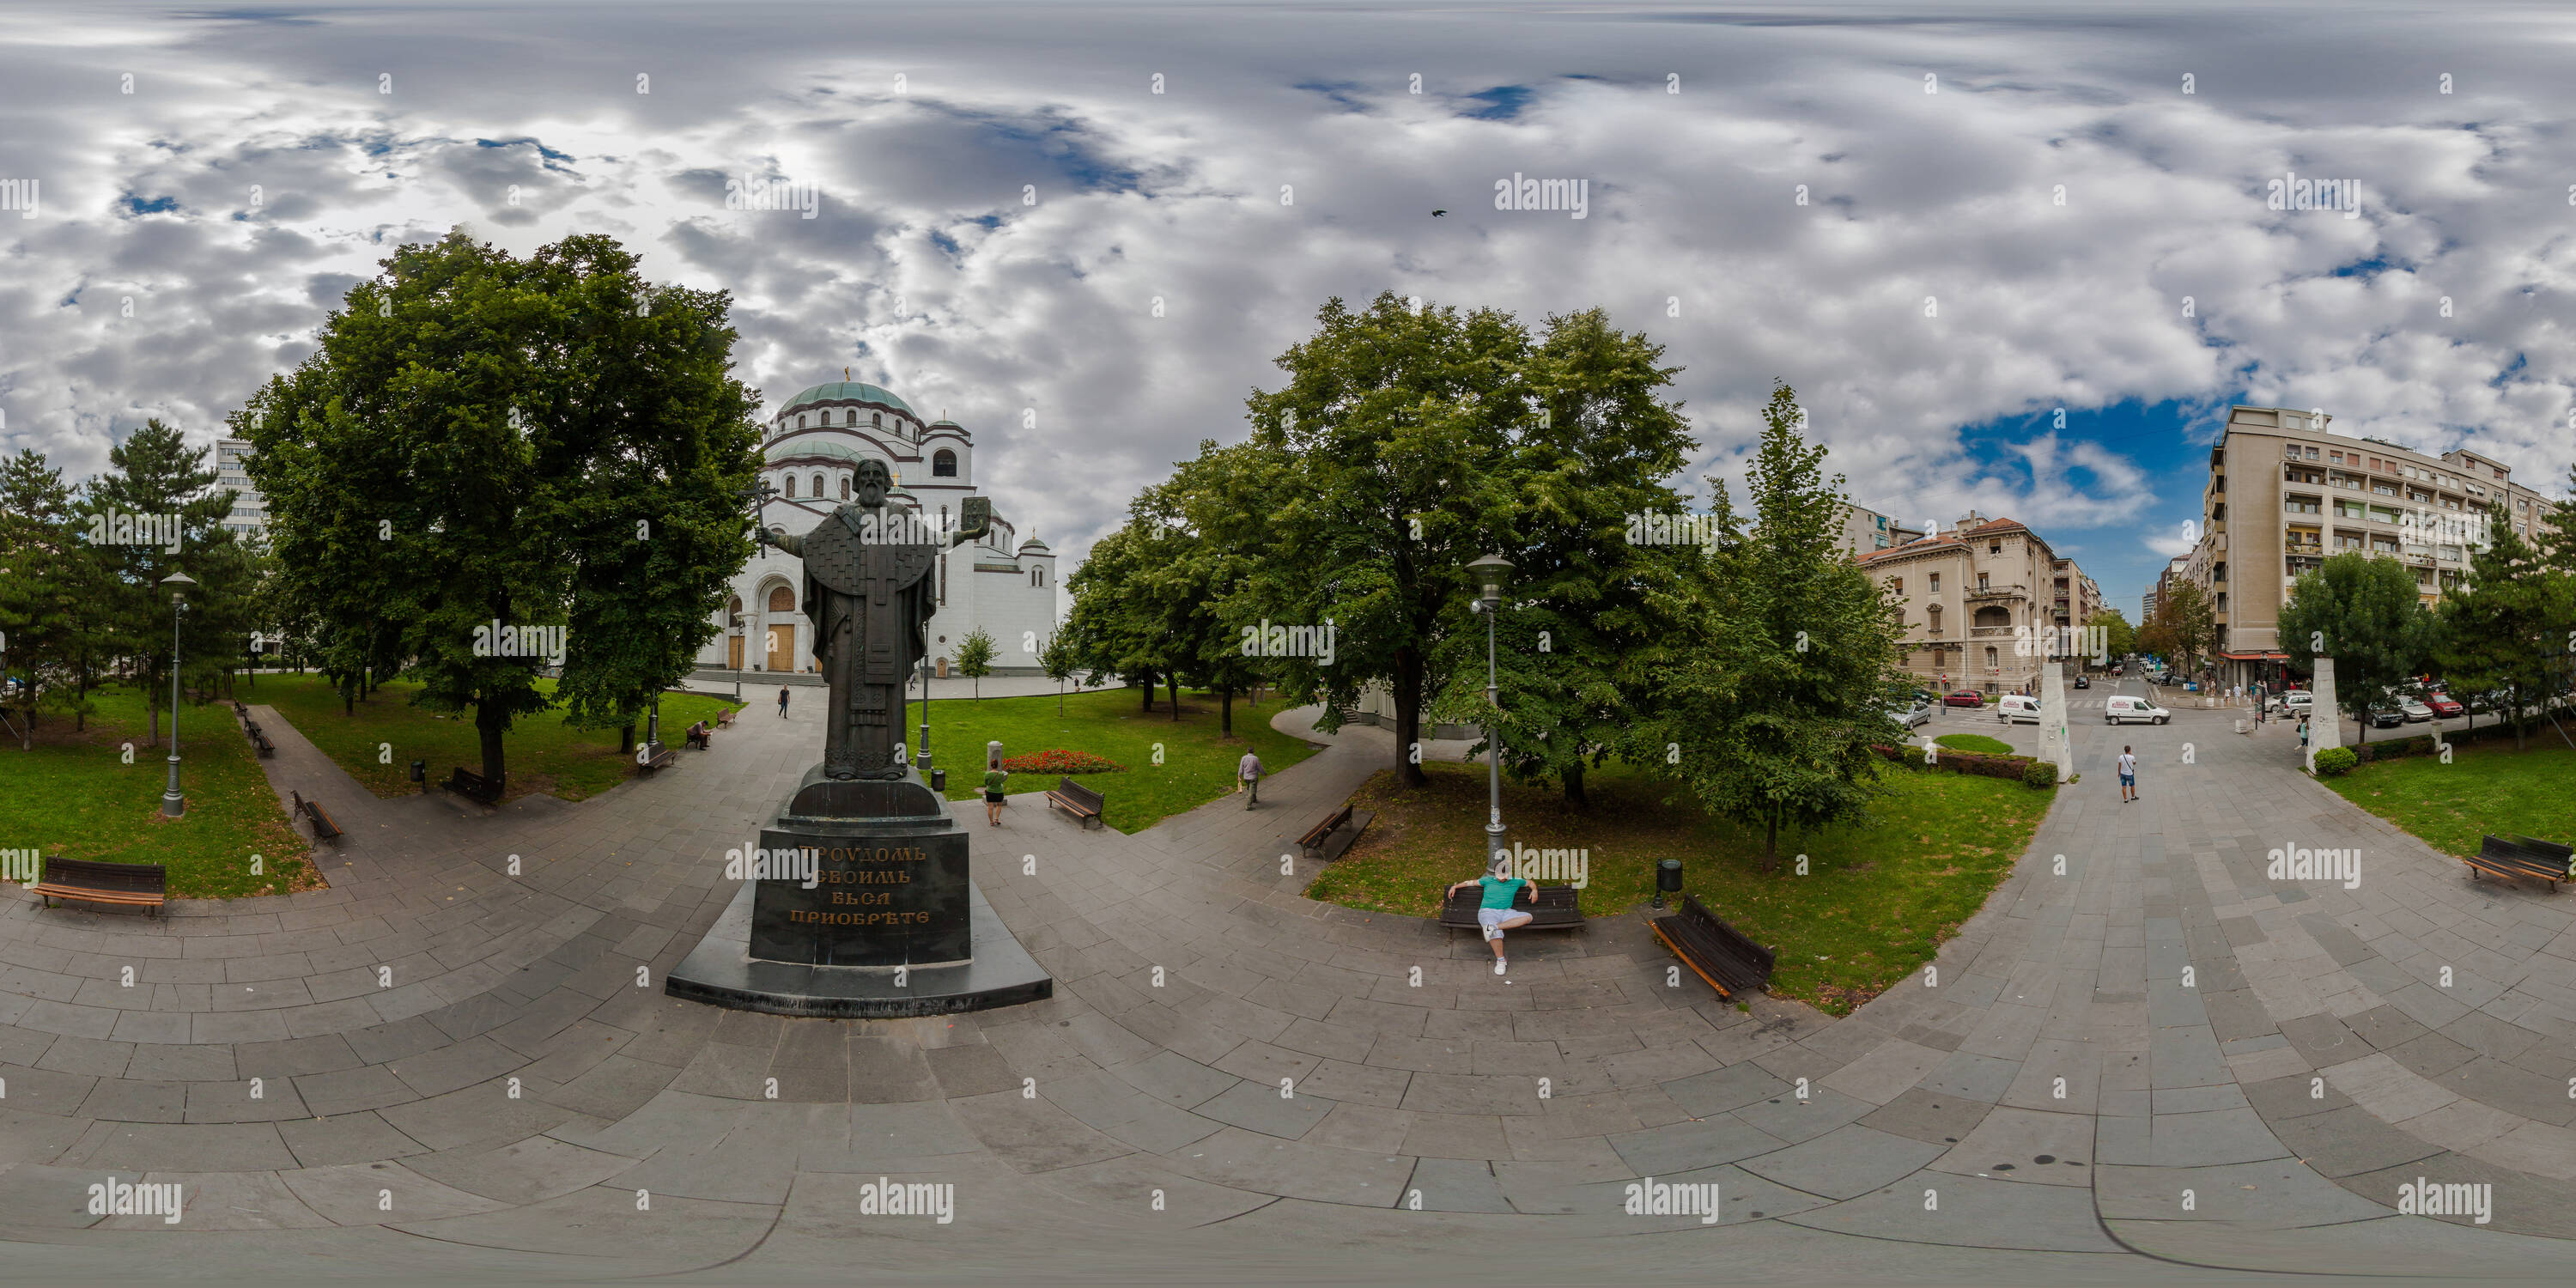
[1237,750,1264,806]
[2117,744,2138,802]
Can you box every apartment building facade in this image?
[1832,502,1925,559]
[215,437,267,540]
[2049,558,2100,631]
[2187,404,2559,690]
[1857,513,2063,696]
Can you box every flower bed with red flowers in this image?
[999,750,1125,775]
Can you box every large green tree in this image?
[2434,507,2572,750]
[2277,550,2434,744]
[75,420,255,744]
[1419,307,1701,809]
[2155,580,2215,677]
[1637,384,1905,871]
[2086,608,2136,665]
[234,229,759,787]
[0,449,93,745]
[1228,293,1534,787]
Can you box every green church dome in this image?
[779,382,916,418]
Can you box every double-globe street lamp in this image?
[1466,553,1513,872]
[160,570,196,817]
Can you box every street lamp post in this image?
[160,571,196,817]
[1467,554,1513,872]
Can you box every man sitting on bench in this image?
[684,720,712,750]
[1448,854,1533,976]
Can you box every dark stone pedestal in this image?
[665,878,1052,1018]
[663,762,1052,1018]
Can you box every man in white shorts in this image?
[1449,855,1534,975]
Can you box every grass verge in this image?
[1303,759,2051,1014]
[2318,743,2576,857]
[246,671,740,804]
[926,686,1317,834]
[0,684,318,899]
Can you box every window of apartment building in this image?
[2283,444,2300,458]
[2372,538,2399,553]
[1977,572,1990,591]
[2285,495,2320,514]
[2306,447,2320,459]
[2330,450,2344,464]
[2335,499,2366,518]
[1988,542,2002,554]
[2372,482,2397,496]
[2337,534,2363,550]
[2215,592,2227,614]
[1890,577,1903,595]
[1929,573,1940,592]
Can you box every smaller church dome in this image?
[1017,528,1050,554]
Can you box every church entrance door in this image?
[767,624,795,673]
[727,635,744,670]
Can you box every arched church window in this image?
[782,475,795,498]
[1031,568,1044,588]
[811,473,823,497]
[839,475,850,500]
[846,410,856,426]
[872,412,883,428]
[769,586,795,612]
[933,450,957,477]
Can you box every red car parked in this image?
[2425,692,2464,718]
[1941,690,1987,708]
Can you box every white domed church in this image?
[702,380,1056,677]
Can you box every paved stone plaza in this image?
[5,690,2576,1282]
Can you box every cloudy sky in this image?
[3,0,2572,612]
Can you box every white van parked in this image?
[2105,696,2170,726]
[1997,694,2043,725]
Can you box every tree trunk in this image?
[619,721,636,755]
[1140,672,1156,712]
[1169,673,1181,720]
[1058,681,1066,717]
[1561,761,1587,810]
[1394,646,1428,787]
[1219,684,1234,736]
[148,674,161,746]
[1762,808,1780,874]
[477,698,507,787]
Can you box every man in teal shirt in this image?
[1448,855,1534,975]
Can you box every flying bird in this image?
[1431,209,1447,216]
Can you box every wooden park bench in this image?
[1438,882,1586,932]
[30,857,167,915]
[1651,894,1777,999]
[715,707,738,729]
[232,700,250,718]
[291,789,344,847]
[1298,804,1376,863]
[244,721,276,758]
[2464,834,2573,891]
[684,725,712,750]
[1046,777,1105,829]
[639,742,677,775]
[443,767,502,805]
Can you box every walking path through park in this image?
[5,683,2576,1279]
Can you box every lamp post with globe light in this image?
[1466,553,1513,872]
[160,571,196,817]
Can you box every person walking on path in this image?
[982,762,1010,827]
[1237,750,1264,806]
[2299,715,2311,756]
[2117,744,2139,803]
[1449,855,1534,975]
[777,686,790,719]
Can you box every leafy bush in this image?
[2022,759,2058,789]
[999,749,1125,775]
[2312,746,2358,777]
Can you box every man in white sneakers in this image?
[1449,855,1533,975]
[2117,744,2138,803]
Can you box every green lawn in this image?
[925,685,1317,833]
[1303,759,2052,1014]
[0,684,318,899]
[247,671,742,804]
[2321,744,2576,858]
[1934,733,2014,756]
